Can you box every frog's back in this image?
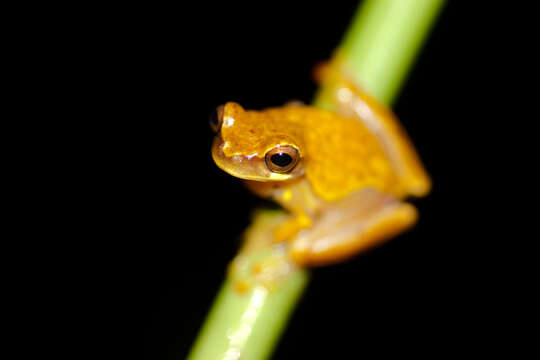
[264,106,406,202]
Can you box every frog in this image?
[210,63,431,269]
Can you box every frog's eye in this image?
[265,145,299,173]
[209,105,224,133]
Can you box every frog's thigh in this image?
[289,189,418,266]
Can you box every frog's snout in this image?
[211,136,273,181]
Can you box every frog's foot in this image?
[227,210,298,293]
[249,244,295,291]
[289,188,418,266]
[228,243,296,293]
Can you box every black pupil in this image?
[270,153,292,167]
[210,110,219,126]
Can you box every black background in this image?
[25,1,524,359]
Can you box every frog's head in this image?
[210,102,305,181]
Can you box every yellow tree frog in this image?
[210,64,431,269]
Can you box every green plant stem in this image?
[334,0,445,104]
[188,256,309,360]
[188,1,444,359]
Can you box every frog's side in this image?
[210,66,430,267]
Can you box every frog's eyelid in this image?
[209,104,225,133]
[217,104,225,123]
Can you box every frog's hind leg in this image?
[289,188,418,266]
[315,62,431,197]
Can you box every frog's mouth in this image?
[211,136,292,181]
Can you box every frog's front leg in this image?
[289,188,418,266]
[244,178,320,244]
[273,211,311,243]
